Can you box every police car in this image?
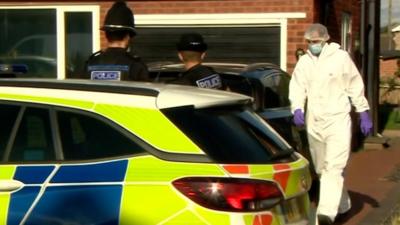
[0,78,311,225]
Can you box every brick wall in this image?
[98,0,317,73]
[1,0,361,74]
[381,59,398,78]
[115,0,359,74]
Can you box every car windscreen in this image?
[161,105,293,163]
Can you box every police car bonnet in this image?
[177,33,208,52]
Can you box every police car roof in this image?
[0,78,251,109]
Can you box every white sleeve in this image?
[289,60,307,113]
[344,53,370,112]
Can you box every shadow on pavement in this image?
[333,190,380,224]
[309,182,380,225]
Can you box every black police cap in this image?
[176,32,208,52]
[101,1,136,36]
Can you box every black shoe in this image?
[335,209,351,222]
[318,214,333,225]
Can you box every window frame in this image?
[341,12,352,53]
[0,5,100,79]
[2,103,24,162]
[135,13,306,71]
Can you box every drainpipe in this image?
[366,0,380,137]
[363,0,389,148]
[360,0,367,77]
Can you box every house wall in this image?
[120,0,359,73]
[381,59,398,78]
[100,0,317,74]
[0,0,362,74]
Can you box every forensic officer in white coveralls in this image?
[289,23,373,225]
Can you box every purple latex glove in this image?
[360,111,373,136]
[293,109,305,127]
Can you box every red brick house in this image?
[0,0,362,79]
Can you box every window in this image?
[133,27,281,66]
[57,111,146,160]
[261,72,290,109]
[0,6,99,79]
[135,13,307,71]
[1,104,146,162]
[162,105,292,164]
[65,12,94,78]
[380,0,400,51]
[9,107,55,162]
[0,9,56,78]
[0,104,20,161]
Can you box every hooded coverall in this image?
[289,42,370,220]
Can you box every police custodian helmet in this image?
[176,32,208,52]
[101,1,136,36]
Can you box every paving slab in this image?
[323,132,400,225]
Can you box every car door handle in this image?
[0,179,24,192]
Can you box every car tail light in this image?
[172,177,283,212]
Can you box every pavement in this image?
[309,129,400,225]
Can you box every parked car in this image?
[0,55,56,78]
[1,34,91,78]
[0,78,311,225]
[148,62,313,172]
[0,63,28,77]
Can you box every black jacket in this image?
[84,48,149,81]
[170,64,223,89]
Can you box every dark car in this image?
[148,62,314,175]
[0,56,56,78]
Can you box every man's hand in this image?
[293,109,305,127]
[360,111,373,136]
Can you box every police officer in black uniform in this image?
[84,0,148,81]
[171,32,223,89]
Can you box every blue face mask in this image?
[308,42,323,55]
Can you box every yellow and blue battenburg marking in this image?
[0,155,311,225]
[0,166,16,225]
[2,160,128,225]
[8,166,54,225]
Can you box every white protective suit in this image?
[289,42,370,220]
